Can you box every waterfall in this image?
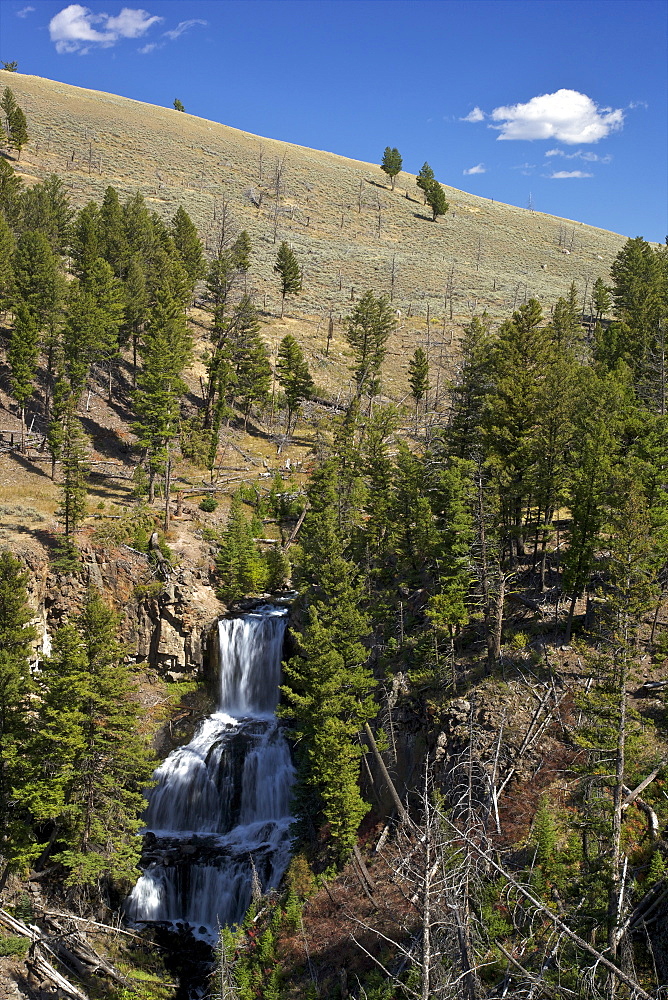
[126,606,293,941]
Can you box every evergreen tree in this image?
[0,552,36,876]
[416,162,435,204]
[27,590,155,888]
[0,88,17,133]
[58,409,88,538]
[380,146,402,189]
[408,346,429,427]
[276,333,314,433]
[592,276,612,320]
[81,257,124,400]
[228,295,271,429]
[171,205,205,295]
[215,496,268,603]
[550,282,582,355]
[0,211,14,312]
[20,175,72,252]
[70,201,102,280]
[173,98,185,112]
[273,242,302,317]
[8,301,39,447]
[232,230,252,273]
[13,229,64,337]
[7,106,27,159]
[122,254,149,379]
[345,290,395,401]
[99,186,127,277]
[0,158,23,228]
[424,178,449,221]
[446,313,492,458]
[133,278,192,506]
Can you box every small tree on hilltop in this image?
[1,62,18,72]
[381,146,402,190]
[8,106,27,160]
[173,98,185,112]
[274,242,302,318]
[425,178,449,221]
[416,162,435,204]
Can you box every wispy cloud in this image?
[489,89,624,144]
[549,170,594,179]
[546,148,612,163]
[163,19,207,41]
[461,106,485,123]
[463,163,486,175]
[49,4,162,54]
[16,6,35,17]
[138,17,208,53]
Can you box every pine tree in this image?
[345,290,395,401]
[446,313,492,458]
[232,230,252,273]
[8,301,39,448]
[12,229,64,336]
[216,495,268,603]
[416,162,435,204]
[70,201,102,281]
[276,333,314,433]
[81,257,125,401]
[229,296,271,429]
[133,279,192,508]
[58,409,88,538]
[408,346,429,427]
[380,147,402,190]
[7,106,27,159]
[122,254,149,380]
[0,88,17,134]
[0,552,36,878]
[274,242,302,318]
[171,205,205,295]
[0,158,23,228]
[99,186,127,277]
[0,211,14,312]
[27,590,155,888]
[592,277,612,320]
[20,175,72,253]
[424,178,449,221]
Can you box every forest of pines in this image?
[0,126,668,1000]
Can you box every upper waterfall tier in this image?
[217,606,287,716]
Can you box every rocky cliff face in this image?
[19,542,223,681]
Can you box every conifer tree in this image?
[345,290,395,401]
[446,313,492,458]
[274,242,302,317]
[276,333,314,433]
[0,158,22,228]
[122,254,149,379]
[13,229,64,337]
[81,257,124,400]
[592,276,612,320]
[70,201,102,281]
[424,178,449,221]
[0,211,14,312]
[0,88,17,134]
[133,278,192,507]
[408,346,429,427]
[216,495,268,603]
[7,106,27,159]
[99,185,127,277]
[171,205,205,295]
[8,301,39,448]
[380,146,402,189]
[20,175,72,252]
[416,162,435,204]
[27,590,155,887]
[229,296,271,429]
[0,552,36,878]
[58,409,88,538]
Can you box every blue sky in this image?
[1,0,665,242]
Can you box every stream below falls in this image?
[125,605,294,996]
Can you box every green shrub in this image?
[0,934,29,957]
[199,495,219,512]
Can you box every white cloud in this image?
[461,106,485,123]
[463,163,486,175]
[49,4,162,54]
[16,6,35,17]
[490,89,624,144]
[550,170,593,179]
[163,19,207,40]
[545,148,611,164]
[138,42,158,54]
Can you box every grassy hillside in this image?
[3,70,627,328]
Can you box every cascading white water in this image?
[125,606,293,941]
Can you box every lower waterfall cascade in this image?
[125,605,294,942]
